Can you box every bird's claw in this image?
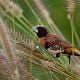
[56,53,60,58]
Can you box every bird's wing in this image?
[45,33,72,50]
[45,33,80,56]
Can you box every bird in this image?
[32,25,80,64]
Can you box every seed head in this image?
[66,0,76,17]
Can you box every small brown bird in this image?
[32,25,80,64]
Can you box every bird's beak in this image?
[32,27,38,33]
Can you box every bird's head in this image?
[32,25,48,38]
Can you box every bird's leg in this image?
[56,53,60,58]
[68,55,71,64]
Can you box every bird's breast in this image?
[39,37,46,47]
[47,44,65,54]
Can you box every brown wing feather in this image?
[45,33,72,49]
[39,33,80,56]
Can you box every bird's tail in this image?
[71,48,80,56]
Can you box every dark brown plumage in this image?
[33,26,80,64]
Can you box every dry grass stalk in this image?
[0,18,20,80]
[13,39,80,80]
[0,0,23,17]
[16,53,34,80]
[0,18,15,63]
[0,49,17,80]
[66,0,76,18]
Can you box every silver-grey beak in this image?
[32,27,38,33]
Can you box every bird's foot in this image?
[56,53,60,58]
